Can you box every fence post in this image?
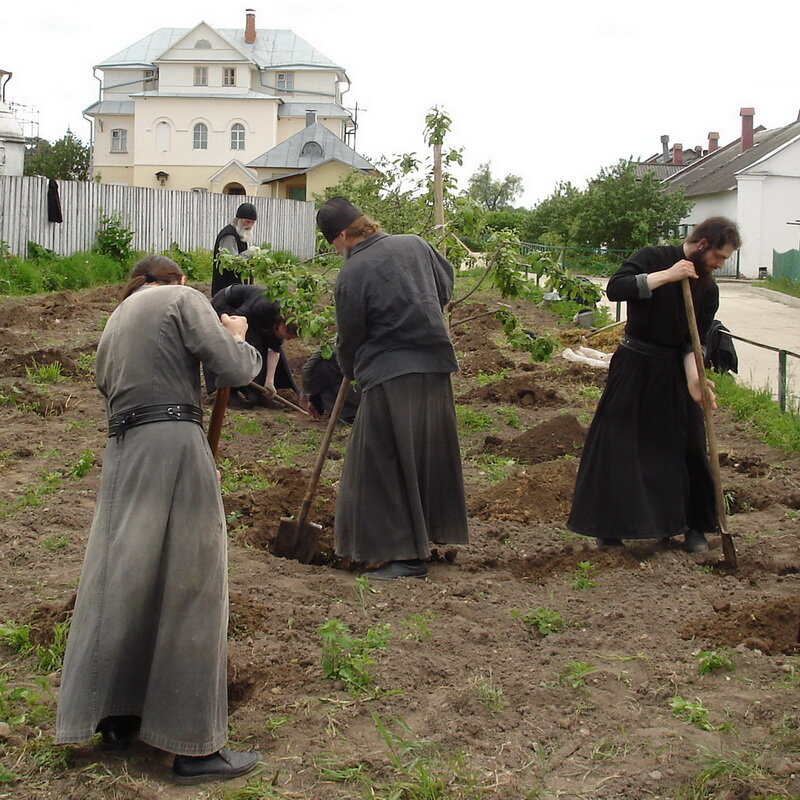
[778,349,787,412]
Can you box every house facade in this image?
[85,10,376,198]
[664,108,800,278]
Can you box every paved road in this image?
[594,280,800,408]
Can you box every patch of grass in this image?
[669,696,730,732]
[353,574,378,609]
[232,415,264,436]
[264,429,321,460]
[496,405,522,429]
[695,649,735,676]
[558,661,596,689]
[35,619,69,673]
[75,351,96,375]
[0,762,16,783]
[24,359,63,384]
[0,621,33,654]
[220,775,277,799]
[318,619,391,694]
[472,672,506,713]
[24,735,73,771]
[591,737,628,761]
[514,607,566,636]
[42,534,69,552]
[68,449,94,479]
[711,372,800,452]
[218,458,272,495]
[473,454,517,483]
[571,560,597,589]
[578,384,602,401]
[455,404,494,432]
[474,369,507,386]
[759,276,800,299]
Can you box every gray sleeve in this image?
[635,273,652,299]
[176,289,262,386]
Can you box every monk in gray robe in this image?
[317,197,469,580]
[56,256,262,784]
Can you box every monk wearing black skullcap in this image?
[211,202,259,296]
[317,196,469,580]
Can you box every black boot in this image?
[172,748,261,785]
[96,715,141,750]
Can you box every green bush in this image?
[94,212,134,263]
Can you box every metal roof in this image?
[130,90,279,101]
[278,103,351,119]
[97,27,343,72]
[83,100,136,116]
[664,119,800,196]
[632,162,686,181]
[247,121,374,171]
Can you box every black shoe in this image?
[684,530,709,553]
[596,537,624,549]
[96,715,141,750]
[227,390,255,410]
[365,560,428,580]
[172,748,261,785]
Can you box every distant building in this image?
[664,108,800,278]
[0,70,26,177]
[85,10,376,198]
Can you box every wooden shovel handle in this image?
[296,377,351,529]
[681,278,737,568]
[207,387,230,459]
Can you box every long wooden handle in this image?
[247,381,309,415]
[681,278,737,568]
[207,387,230,459]
[296,377,351,529]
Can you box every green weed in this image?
[219,776,276,799]
[455,404,494,432]
[218,458,272,495]
[25,359,62,383]
[42,534,69,552]
[353,574,378,609]
[578,385,602,400]
[572,561,597,589]
[75,351,96,375]
[514,607,566,636]
[473,454,517,483]
[695,649,735,676]
[69,449,94,478]
[475,370,507,386]
[0,621,33,654]
[318,619,391,694]
[669,696,730,732]
[496,406,522,428]
[0,762,16,783]
[472,672,506,713]
[36,619,70,673]
[558,661,596,689]
[401,611,435,642]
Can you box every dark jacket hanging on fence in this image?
[47,179,63,223]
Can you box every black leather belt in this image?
[620,334,682,361]
[108,403,203,440]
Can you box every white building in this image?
[84,10,375,198]
[665,108,800,278]
[0,70,25,177]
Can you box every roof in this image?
[278,103,351,120]
[247,122,374,171]
[129,90,279,101]
[665,119,800,196]
[97,27,343,72]
[83,100,135,116]
[632,162,687,181]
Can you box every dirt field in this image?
[0,285,798,800]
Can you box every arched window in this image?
[155,121,171,152]
[230,123,245,150]
[194,39,211,49]
[301,141,323,158]
[193,123,208,150]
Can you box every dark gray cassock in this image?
[568,245,718,541]
[55,285,261,755]
[334,232,469,563]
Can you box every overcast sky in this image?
[4,0,799,207]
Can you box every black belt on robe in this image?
[620,334,683,361]
[107,403,203,440]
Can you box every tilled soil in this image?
[0,285,798,800]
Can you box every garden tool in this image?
[247,381,308,415]
[206,387,230,459]
[273,377,350,564]
[682,278,738,569]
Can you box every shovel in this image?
[681,278,738,569]
[206,387,230,459]
[273,377,351,564]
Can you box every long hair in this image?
[686,217,741,250]
[343,215,381,241]
[121,255,184,301]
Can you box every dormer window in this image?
[223,68,236,86]
[144,69,156,90]
[194,67,208,86]
[194,39,211,49]
[276,72,294,93]
[301,141,323,158]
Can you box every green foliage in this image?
[318,619,391,693]
[220,777,278,799]
[572,561,597,589]
[474,369,507,386]
[695,649,735,676]
[0,621,33,654]
[42,534,69,552]
[35,620,69,673]
[466,162,524,211]
[94,212,134,264]
[494,310,555,362]
[24,130,90,181]
[218,458,271,495]
[24,359,62,383]
[455,404,493,432]
[472,454,517,484]
[68,450,94,479]
[401,611,435,642]
[522,181,581,247]
[472,672,506,713]
[670,696,728,731]
[760,275,800,299]
[496,406,521,429]
[353,574,378,609]
[558,661,596,689]
[514,607,567,636]
[710,373,800,451]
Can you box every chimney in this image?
[660,134,670,162]
[245,9,256,44]
[708,131,719,153]
[740,107,754,152]
[672,143,683,166]
[305,109,317,127]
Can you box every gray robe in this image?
[55,285,261,755]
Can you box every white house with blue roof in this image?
[85,9,376,198]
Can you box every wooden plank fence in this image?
[0,176,316,259]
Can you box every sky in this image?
[4,0,800,207]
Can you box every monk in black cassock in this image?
[568,217,741,553]
[211,202,258,296]
[317,196,468,580]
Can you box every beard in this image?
[689,250,713,282]
[234,220,254,244]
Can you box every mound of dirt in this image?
[483,414,586,464]
[464,375,564,406]
[468,457,578,523]
[682,596,800,655]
